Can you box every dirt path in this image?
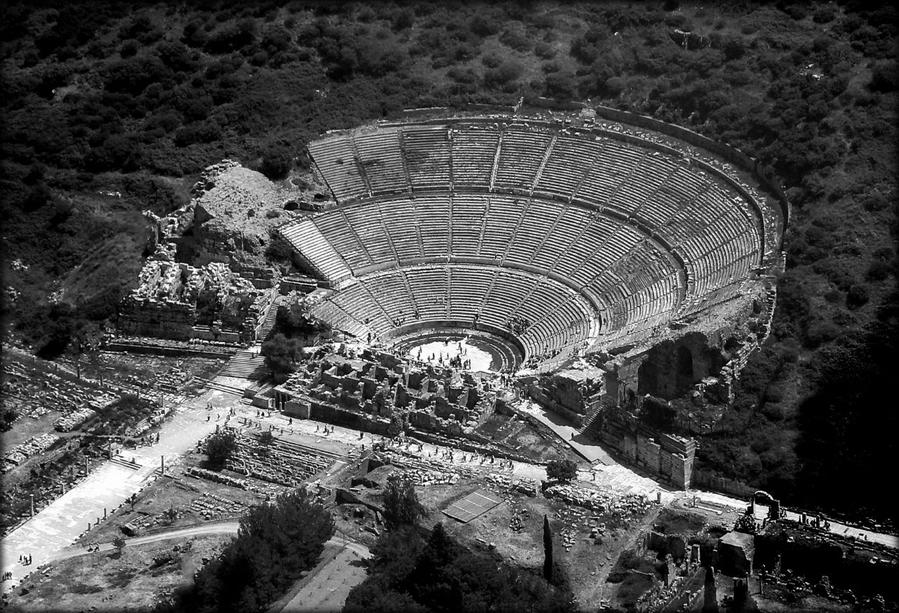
[51,521,241,562]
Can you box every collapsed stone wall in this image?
[144,159,312,283]
[118,243,274,344]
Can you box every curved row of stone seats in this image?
[494,128,553,191]
[475,271,588,356]
[303,193,684,341]
[316,194,677,337]
[366,273,413,327]
[523,202,581,266]
[311,299,368,339]
[278,219,352,281]
[693,251,754,299]
[619,274,679,326]
[342,203,396,265]
[311,124,762,268]
[308,135,368,201]
[313,210,370,270]
[449,267,490,322]
[451,126,499,186]
[520,293,590,351]
[534,135,603,197]
[319,266,591,360]
[569,224,647,287]
[608,153,678,212]
[403,125,452,188]
[479,195,519,257]
[579,140,648,204]
[330,282,394,335]
[414,195,452,257]
[550,214,619,279]
[352,128,407,194]
[450,195,487,255]
[678,278,749,319]
[404,267,449,320]
[389,199,424,260]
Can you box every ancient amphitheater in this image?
[278,109,787,376]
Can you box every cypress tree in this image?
[543,514,553,583]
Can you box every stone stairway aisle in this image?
[256,296,282,342]
[217,352,265,381]
[578,402,605,436]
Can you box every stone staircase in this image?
[578,401,605,436]
[256,297,282,342]
[109,456,142,471]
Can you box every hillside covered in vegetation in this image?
[1,1,896,521]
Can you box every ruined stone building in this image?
[272,347,496,441]
[118,243,275,344]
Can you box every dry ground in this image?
[6,535,231,612]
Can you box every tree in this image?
[0,407,18,432]
[163,506,178,525]
[113,535,127,555]
[734,512,757,535]
[261,333,300,383]
[386,414,404,438]
[382,474,426,530]
[543,514,554,583]
[205,430,237,470]
[165,489,334,613]
[259,143,293,180]
[546,459,578,483]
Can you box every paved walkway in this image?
[689,487,899,548]
[4,376,895,597]
[1,385,237,593]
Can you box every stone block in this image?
[284,400,310,419]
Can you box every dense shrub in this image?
[204,19,257,54]
[546,459,578,483]
[204,430,237,470]
[173,121,222,147]
[104,56,170,94]
[259,143,292,179]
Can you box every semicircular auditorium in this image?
[278,110,787,375]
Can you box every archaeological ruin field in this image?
[2,2,897,612]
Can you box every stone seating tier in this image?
[299,118,777,367]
